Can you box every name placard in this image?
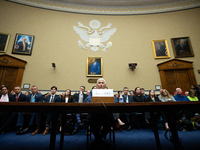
[92,89,113,97]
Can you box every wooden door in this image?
[0,67,18,92]
[157,59,197,95]
[176,70,191,93]
[0,54,27,93]
[164,70,191,94]
[164,70,177,94]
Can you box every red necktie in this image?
[16,95,18,102]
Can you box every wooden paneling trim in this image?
[159,71,166,89]
[188,69,197,86]
[16,68,25,86]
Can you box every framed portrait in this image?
[87,57,103,77]
[171,37,194,58]
[12,33,35,56]
[0,33,10,53]
[151,39,170,59]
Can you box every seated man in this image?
[0,85,18,134]
[43,86,60,135]
[133,87,146,128]
[72,86,88,135]
[174,88,190,121]
[140,88,148,99]
[16,85,43,135]
[84,78,113,146]
[0,86,26,134]
[119,87,134,131]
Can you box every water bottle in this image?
[119,94,123,103]
[79,91,83,103]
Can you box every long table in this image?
[1,101,200,150]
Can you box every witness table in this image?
[1,101,200,150]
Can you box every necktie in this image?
[16,95,18,102]
[50,96,54,102]
[1,95,6,102]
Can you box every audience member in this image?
[174,88,191,124]
[129,90,134,96]
[72,86,88,135]
[191,85,200,97]
[133,87,146,102]
[16,85,43,135]
[0,86,21,134]
[159,89,176,102]
[158,89,163,100]
[42,86,60,136]
[145,89,160,124]
[140,88,148,99]
[121,87,134,131]
[61,89,73,103]
[86,90,90,96]
[187,89,199,101]
[60,89,73,133]
[146,90,160,102]
[158,89,175,130]
[174,88,190,102]
[185,91,189,96]
[0,86,12,102]
[25,91,31,96]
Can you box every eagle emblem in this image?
[73,20,116,52]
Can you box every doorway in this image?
[157,59,197,94]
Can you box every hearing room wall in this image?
[0,1,199,92]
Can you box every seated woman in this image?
[60,89,73,133]
[144,90,160,124]
[61,89,73,103]
[158,89,176,130]
[146,89,160,102]
[187,89,199,101]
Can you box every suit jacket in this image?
[90,62,100,74]
[133,95,146,102]
[26,92,43,102]
[0,94,13,102]
[61,97,73,103]
[146,96,160,102]
[44,95,60,103]
[17,41,29,52]
[122,95,134,103]
[73,92,88,103]
[11,93,26,102]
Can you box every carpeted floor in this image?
[0,128,200,150]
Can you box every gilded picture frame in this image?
[12,33,35,56]
[87,57,103,77]
[0,33,10,53]
[151,39,170,59]
[171,37,194,58]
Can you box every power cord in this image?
[164,130,182,145]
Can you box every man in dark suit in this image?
[84,78,112,147]
[0,85,14,134]
[72,86,88,134]
[16,85,43,135]
[42,86,60,135]
[0,86,26,134]
[15,37,29,53]
[120,87,134,131]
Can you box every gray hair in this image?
[97,78,106,84]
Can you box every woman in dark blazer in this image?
[146,89,160,102]
[61,89,73,103]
